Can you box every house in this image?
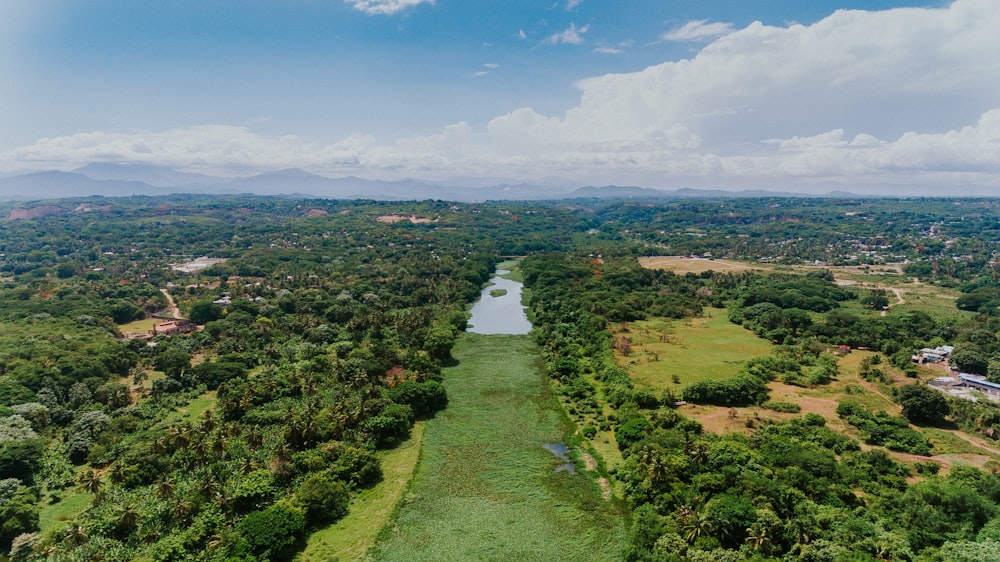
[151,320,196,336]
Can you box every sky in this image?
[2,0,999,195]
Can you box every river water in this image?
[466,270,532,335]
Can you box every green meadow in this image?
[371,333,625,561]
[615,308,773,393]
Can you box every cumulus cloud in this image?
[6,0,1000,194]
[345,0,433,16]
[542,23,589,45]
[661,19,734,42]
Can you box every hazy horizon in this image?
[3,1,999,197]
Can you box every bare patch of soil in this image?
[597,478,612,501]
[375,214,435,224]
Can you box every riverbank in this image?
[296,423,425,561]
[371,333,626,561]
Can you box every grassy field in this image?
[640,255,972,320]
[117,317,161,336]
[38,491,92,537]
[639,256,763,274]
[371,334,625,562]
[297,422,426,562]
[612,308,773,393]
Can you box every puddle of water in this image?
[543,443,576,474]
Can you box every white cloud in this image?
[345,0,433,16]
[6,0,1000,194]
[566,0,581,11]
[542,23,589,45]
[661,19,734,42]
[593,40,631,55]
[484,63,500,69]
[518,29,527,40]
[469,71,489,78]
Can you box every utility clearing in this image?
[372,333,625,561]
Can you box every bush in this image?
[236,503,306,559]
[683,374,768,407]
[615,417,652,450]
[294,470,350,525]
[387,380,448,419]
[364,403,413,449]
[761,401,802,413]
[898,383,950,425]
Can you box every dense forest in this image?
[2,195,1000,560]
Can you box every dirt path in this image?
[881,287,905,316]
[160,288,182,319]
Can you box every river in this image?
[466,270,532,335]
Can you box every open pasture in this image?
[612,308,772,393]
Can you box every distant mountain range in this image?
[0,163,857,202]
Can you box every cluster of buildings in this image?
[911,345,955,364]
[922,345,1000,403]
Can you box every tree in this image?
[189,299,223,325]
[0,439,44,484]
[153,348,191,379]
[0,484,39,548]
[898,384,950,425]
[78,470,103,496]
[951,346,989,376]
[294,470,350,525]
[386,380,447,419]
[236,503,306,559]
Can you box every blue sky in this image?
[4,0,999,195]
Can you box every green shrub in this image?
[236,503,305,559]
[294,470,350,526]
[761,401,802,413]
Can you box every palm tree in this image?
[198,474,220,499]
[200,410,217,432]
[116,505,141,538]
[109,463,128,484]
[212,434,228,455]
[171,498,194,524]
[745,523,772,553]
[63,525,88,548]
[239,456,260,474]
[155,476,176,500]
[683,512,713,544]
[246,425,263,448]
[167,424,191,449]
[637,445,668,483]
[79,470,103,497]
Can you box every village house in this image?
[151,319,196,336]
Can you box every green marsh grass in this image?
[372,334,625,561]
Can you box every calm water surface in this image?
[466,270,532,335]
